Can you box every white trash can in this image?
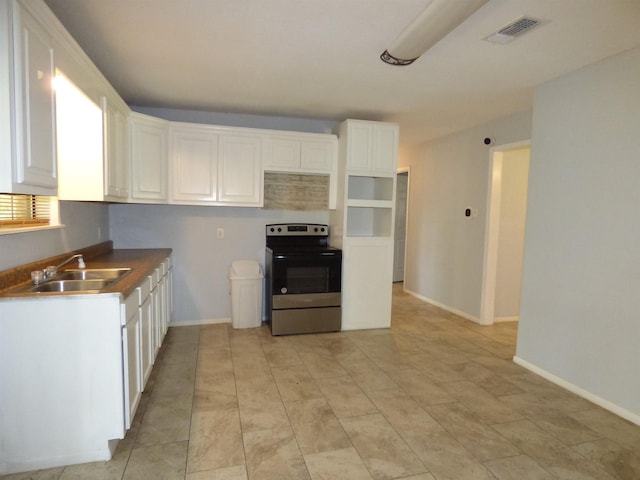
[229,260,264,329]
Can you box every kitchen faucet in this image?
[32,254,86,284]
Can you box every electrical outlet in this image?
[216,227,224,239]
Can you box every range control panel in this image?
[266,223,328,237]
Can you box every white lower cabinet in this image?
[122,290,142,429]
[0,255,172,475]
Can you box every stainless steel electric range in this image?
[265,223,342,335]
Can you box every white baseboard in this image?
[403,288,482,324]
[495,315,519,323]
[513,356,640,427]
[169,317,231,327]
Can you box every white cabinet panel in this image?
[130,112,168,202]
[0,1,57,195]
[264,133,336,173]
[301,140,334,170]
[217,134,262,205]
[344,120,398,175]
[265,137,300,169]
[341,238,394,330]
[170,125,218,203]
[103,95,130,200]
[122,299,141,430]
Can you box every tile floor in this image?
[4,284,640,479]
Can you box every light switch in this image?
[216,227,224,239]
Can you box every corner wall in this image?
[0,201,109,271]
[402,111,532,320]
[516,47,640,422]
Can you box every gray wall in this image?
[0,201,109,270]
[517,47,640,421]
[398,111,532,320]
[109,204,327,324]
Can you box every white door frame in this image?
[395,167,410,286]
[480,140,530,325]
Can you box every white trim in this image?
[513,356,640,427]
[169,317,231,327]
[480,140,531,325]
[395,166,410,284]
[403,287,481,324]
[0,223,65,236]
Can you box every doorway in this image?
[393,170,409,283]
[481,142,531,324]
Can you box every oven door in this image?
[270,250,341,298]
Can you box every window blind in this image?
[0,194,51,228]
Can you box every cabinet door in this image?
[139,294,153,386]
[218,134,262,205]
[265,137,300,169]
[341,239,394,330]
[14,4,57,191]
[104,97,129,199]
[130,113,168,201]
[301,140,334,170]
[346,122,373,172]
[122,310,142,429]
[170,126,218,203]
[372,124,399,174]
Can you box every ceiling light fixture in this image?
[380,0,489,66]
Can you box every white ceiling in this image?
[43,0,640,146]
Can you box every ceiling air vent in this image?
[484,16,541,45]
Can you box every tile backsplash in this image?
[263,172,329,210]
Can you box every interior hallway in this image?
[4,284,640,479]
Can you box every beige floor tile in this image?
[316,375,377,418]
[493,419,617,480]
[530,411,602,445]
[161,340,199,365]
[426,402,520,462]
[390,368,456,406]
[483,454,554,480]
[198,325,231,347]
[262,341,302,367]
[123,442,188,480]
[451,361,525,396]
[285,397,352,454]
[367,388,443,439]
[303,447,373,480]
[405,429,496,480]
[187,408,245,473]
[186,465,248,480]
[136,392,193,446]
[243,426,310,480]
[573,438,640,480]
[340,413,426,480]
[58,444,130,480]
[440,380,523,424]
[272,363,322,401]
[1,468,65,480]
[569,408,640,451]
[197,345,233,371]
[152,361,197,397]
[298,348,349,379]
[340,357,399,392]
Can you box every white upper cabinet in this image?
[264,133,336,173]
[169,123,262,207]
[170,123,218,204]
[218,133,262,206]
[344,120,398,175]
[130,112,169,203]
[103,94,130,200]
[0,0,57,195]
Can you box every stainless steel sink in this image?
[57,268,131,281]
[30,279,112,293]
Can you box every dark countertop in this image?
[0,242,172,300]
